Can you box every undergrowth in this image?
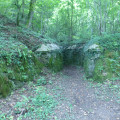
[0,77,57,120]
[84,33,120,82]
[0,22,44,97]
[87,77,120,103]
[0,15,62,97]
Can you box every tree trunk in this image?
[103,1,108,33]
[21,0,25,19]
[27,0,36,28]
[16,10,20,26]
[99,0,102,35]
[15,0,21,26]
[112,0,115,33]
[70,0,74,41]
[41,11,43,34]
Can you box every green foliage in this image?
[85,33,120,51]
[104,51,120,76]
[13,87,57,120]
[37,77,47,86]
[84,34,120,82]
[92,50,120,82]
[0,25,44,97]
[0,82,57,120]
[99,33,120,50]
[29,93,56,119]
[0,0,120,43]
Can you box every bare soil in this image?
[46,66,120,120]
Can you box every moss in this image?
[84,58,95,78]
[52,55,63,72]
[48,55,54,68]
[0,73,13,97]
[93,58,114,82]
[93,59,104,82]
[93,55,119,82]
[104,50,116,58]
[0,51,44,97]
[0,61,7,73]
[32,55,44,74]
[48,53,63,72]
[84,49,120,82]
[84,59,90,77]
[104,50,120,76]
[104,58,115,77]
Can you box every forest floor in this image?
[47,66,120,120]
[0,66,120,120]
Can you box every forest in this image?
[0,0,120,119]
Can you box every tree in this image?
[0,0,119,41]
[27,0,36,28]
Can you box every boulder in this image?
[84,43,103,77]
[84,35,120,82]
[0,40,43,97]
[36,43,60,52]
[36,43,63,72]
[84,44,100,52]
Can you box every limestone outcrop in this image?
[83,34,120,82]
[36,43,63,72]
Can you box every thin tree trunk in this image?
[27,0,36,28]
[41,11,43,34]
[99,0,102,35]
[112,0,115,33]
[16,10,20,26]
[70,0,74,41]
[21,0,25,19]
[15,0,21,26]
[103,1,108,33]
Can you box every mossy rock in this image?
[93,58,113,82]
[84,34,120,82]
[48,53,63,72]
[7,55,43,82]
[32,54,44,74]
[84,58,95,78]
[105,58,120,76]
[0,49,43,97]
[0,73,13,97]
[93,54,119,82]
[93,59,105,82]
[38,51,63,72]
[0,61,7,73]
[84,59,90,77]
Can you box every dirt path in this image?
[46,66,120,120]
[0,66,120,120]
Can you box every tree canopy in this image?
[0,0,120,43]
